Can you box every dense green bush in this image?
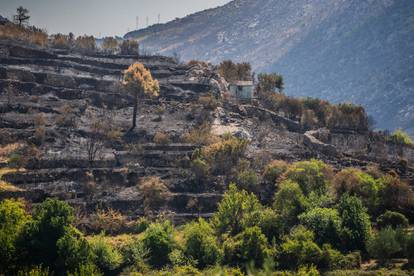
[183,218,222,268]
[273,180,308,231]
[259,208,284,243]
[334,168,383,215]
[22,198,74,268]
[223,226,269,268]
[320,244,361,271]
[89,235,123,272]
[236,169,259,193]
[142,221,176,268]
[277,226,322,270]
[283,160,333,197]
[299,208,341,247]
[0,199,30,273]
[387,129,413,146]
[366,227,405,261]
[56,227,94,273]
[338,195,371,252]
[121,238,148,270]
[212,183,263,236]
[376,211,409,229]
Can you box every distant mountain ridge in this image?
[125,0,414,134]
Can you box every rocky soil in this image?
[0,40,413,222]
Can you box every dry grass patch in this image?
[0,167,24,192]
[0,23,48,46]
[0,143,23,163]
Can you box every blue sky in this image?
[0,0,231,37]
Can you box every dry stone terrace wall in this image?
[0,40,226,221]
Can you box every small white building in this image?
[228,81,255,100]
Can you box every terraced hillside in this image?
[0,40,413,223]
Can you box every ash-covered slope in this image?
[0,40,413,222]
[125,0,414,134]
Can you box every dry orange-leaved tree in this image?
[122,63,160,130]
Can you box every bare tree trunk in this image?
[131,100,138,130]
[130,91,139,131]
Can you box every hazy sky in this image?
[0,0,231,37]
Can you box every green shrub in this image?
[56,227,93,273]
[67,263,102,276]
[387,129,413,146]
[168,249,196,267]
[376,211,409,229]
[299,208,341,247]
[183,218,222,269]
[170,265,201,276]
[273,180,308,232]
[320,244,361,270]
[121,239,148,269]
[259,208,284,243]
[0,199,30,273]
[325,269,411,276]
[22,198,74,268]
[193,137,248,175]
[283,160,333,197]
[223,226,269,268]
[367,227,405,261]
[212,183,263,236]
[297,265,320,276]
[405,233,414,264]
[338,195,371,252]
[16,265,50,276]
[203,266,244,276]
[277,226,322,270]
[263,160,289,184]
[131,217,150,234]
[236,169,259,193]
[334,168,383,215]
[90,235,123,272]
[142,221,176,268]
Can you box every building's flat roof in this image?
[230,80,254,86]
